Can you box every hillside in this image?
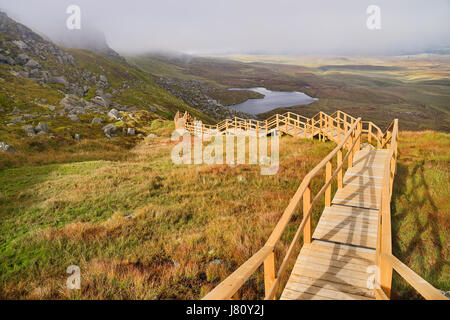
[0,124,447,299]
[0,11,216,166]
[130,53,450,132]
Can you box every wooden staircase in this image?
[175,109,448,300]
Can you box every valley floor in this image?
[0,125,448,299]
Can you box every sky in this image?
[1,0,449,56]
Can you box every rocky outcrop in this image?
[102,124,117,138]
[0,142,16,153]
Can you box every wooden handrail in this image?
[202,116,362,300]
[382,254,449,300]
[178,109,444,301]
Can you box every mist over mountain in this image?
[0,0,449,56]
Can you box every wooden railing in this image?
[174,109,448,300]
[374,119,448,300]
[201,115,363,300]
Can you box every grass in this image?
[0,124,448,299]
[0,126,333,299]
[390,131,450,299]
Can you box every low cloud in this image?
[1,0,449,55]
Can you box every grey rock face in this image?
[22,125,36,136]
[0,54,15,65]
[92,96,109,108]
[91,117,103,125]
[10,116,24,123]
[0,142,16,153]
[102,124,117,138]
[12,40,28,50]
[68,114,80,122]
[107,108,121,120]
[16,54,30,65]
[49,76,69,86]
[35,122,50,134]
[24,59,40,69]
[127,128,135,136]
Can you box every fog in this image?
[1,0,449,56]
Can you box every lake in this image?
[227,87,318,115]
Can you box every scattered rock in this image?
[48,106,56,112]
[125,212,136,219]
[0,142,16,153]
[22,125,36,136]
[102,124,117,138]
[91,117,103,125]
[74,134,81,141]
[24,59,40,69]
[49,76,69,86]
[16,54,30,65]
[10,116,24,123]
[209,259,221,265]
[12,40,28,50]
[92,96,109,108]
[35,122,50,134]
[147,134,158,138]
[0,53,15,65]
[68,114,80,122]
[99,75,108,83]
[107,108,121,120]
[127,128,135,136]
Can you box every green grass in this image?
[0,128,447,299]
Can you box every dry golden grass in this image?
[0,126,448,300]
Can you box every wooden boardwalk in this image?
[280,149,388,300]
[175,110,448,301]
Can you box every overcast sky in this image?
[1,0,449,56]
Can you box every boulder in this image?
[99,75,108,83]
[24,59,40,69]
[107,108,121,120]
[102,124,117,138]
[49,76,69,86]
[12,40,28,50]
[91,117,103,125]
[22,125,36,136]
[68,114,80,122]
[0,142,16,153]
[147,133,158,138]
[0,54,15,65]
[16,54,30,65]
[92,96,108,108]
[74,134,81,141]
[10,116,24,123]
[127,128,135,136]
[35,122,50,134]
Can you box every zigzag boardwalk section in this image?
[175,110,448,300]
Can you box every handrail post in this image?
[325,161,332,207]
[303,184,311,244]
[276,114,279,130]
[319,113,323,141]
[356,122,362,151]
[368,122,372,144]
[264,252,276,300]
[337,149,343,189]
[348,132,354,168]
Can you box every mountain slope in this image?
[0,11,213,166]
